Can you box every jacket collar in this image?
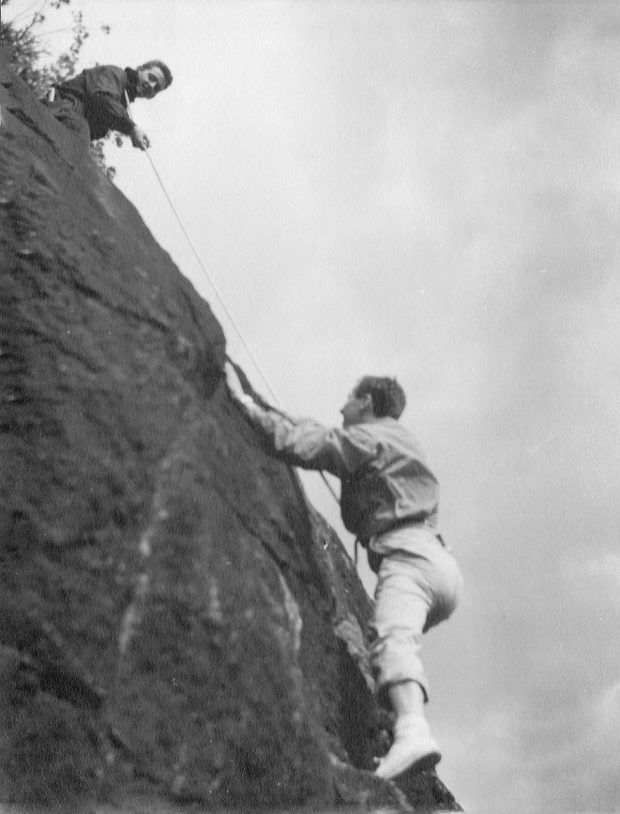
[124,68,139,103]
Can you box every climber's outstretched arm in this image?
[223,362,368,477]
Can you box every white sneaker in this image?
[374,718,441,780]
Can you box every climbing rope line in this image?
[143,149,281,407]
[122,91,278,402]
[132,134,340,507]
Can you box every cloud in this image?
[587,553,620,587]
[568,552,620,606]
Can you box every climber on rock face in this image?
[47,61,172,150]
[224,361,463,781]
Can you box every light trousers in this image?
[370,526,463,701]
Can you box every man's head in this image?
[135,60,173,99]
[340,376,406,427]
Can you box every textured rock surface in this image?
[0,51,461,812]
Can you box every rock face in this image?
[0,52,460,812]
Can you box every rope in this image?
[124,100,339,506]
[143,149,282,407]
[144,151,340,506]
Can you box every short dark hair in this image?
[137,60,173,88]
[354,376,406,419]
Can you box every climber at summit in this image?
[224,361,463,781]
[47,60,172,150]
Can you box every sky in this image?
[7,1,620,811]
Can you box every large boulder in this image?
[0,51,460,812]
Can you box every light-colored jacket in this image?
[249,409,440,541]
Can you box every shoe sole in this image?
[389,749,441,780]
[408,749,441,774]
[375,749,441,781]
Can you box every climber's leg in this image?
[371,545,461,780]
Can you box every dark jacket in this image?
[57,65,139,140]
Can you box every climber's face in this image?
[136,67,166,99]
[340,389,373,427]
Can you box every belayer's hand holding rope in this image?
[130,124,151,151]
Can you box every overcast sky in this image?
[9,0,620,810]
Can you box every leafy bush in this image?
[0,0,116,177]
